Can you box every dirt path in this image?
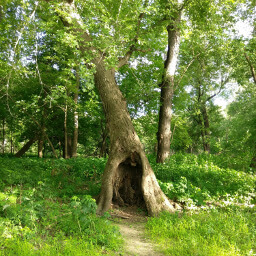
[111,207,164,256]
[117,222,163,256]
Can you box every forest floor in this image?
[110,206,164,256]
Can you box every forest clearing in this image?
[0,0,256,255]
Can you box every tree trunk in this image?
[99,122,108,158]
[38,116,45,158]
[64,103,69,159]
[201,105,210,153]
[250,154,256,169]
[11,128,13,154]
[38,91,47,158]
[250,146,256,169]
[38,139,44,158]
[15,136,37,157]
[94,62,178,216]
[71,66,79,157]
[59,140,62,158]
[2,119,5,154]
[67,135,72,158]
[244,51,256,84]
[157,11,181,163]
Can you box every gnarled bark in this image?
[94,62,178,216]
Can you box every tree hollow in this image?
[113,156,144,208]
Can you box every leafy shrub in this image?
[149,153,256,206]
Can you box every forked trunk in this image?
[94,61,178,216]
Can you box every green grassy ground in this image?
[0,154,255,255]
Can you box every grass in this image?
[0,154,255,255]
[0,157,122,255]
[146,208,255,256]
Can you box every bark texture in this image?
[94,61,178,216]
[157,10,181,163]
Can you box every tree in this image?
[42,0,178,215]
[156,0,184,163]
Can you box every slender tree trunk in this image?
[59,140,62,158]
[67,135,72,158]
[244,51,256,84]
[10,126,13,154]
[38,118,45,158]
[2,119,5,154]
[157,11,181,163]
[250,146,256,169]
[71,66,79,157]
[38,138,44,158]
[64,103,69,159]
[38,94,47,158]
[201,105,210,153]
[15,136,37,157]
[250,154,256,169]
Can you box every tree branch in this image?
[244,51,256,84]
[118,2,149,68]
[176,52,201,88]
[206,75,229,102]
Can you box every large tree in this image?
[42,0,178,215]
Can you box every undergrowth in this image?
[0,154,255,255]
[149,153,256,208]
[0,157,121,255]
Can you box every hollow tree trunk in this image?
[157,10,181,163]
[94,61,178,216]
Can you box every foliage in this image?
[0,157,121,255]
[149,153,256,207]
